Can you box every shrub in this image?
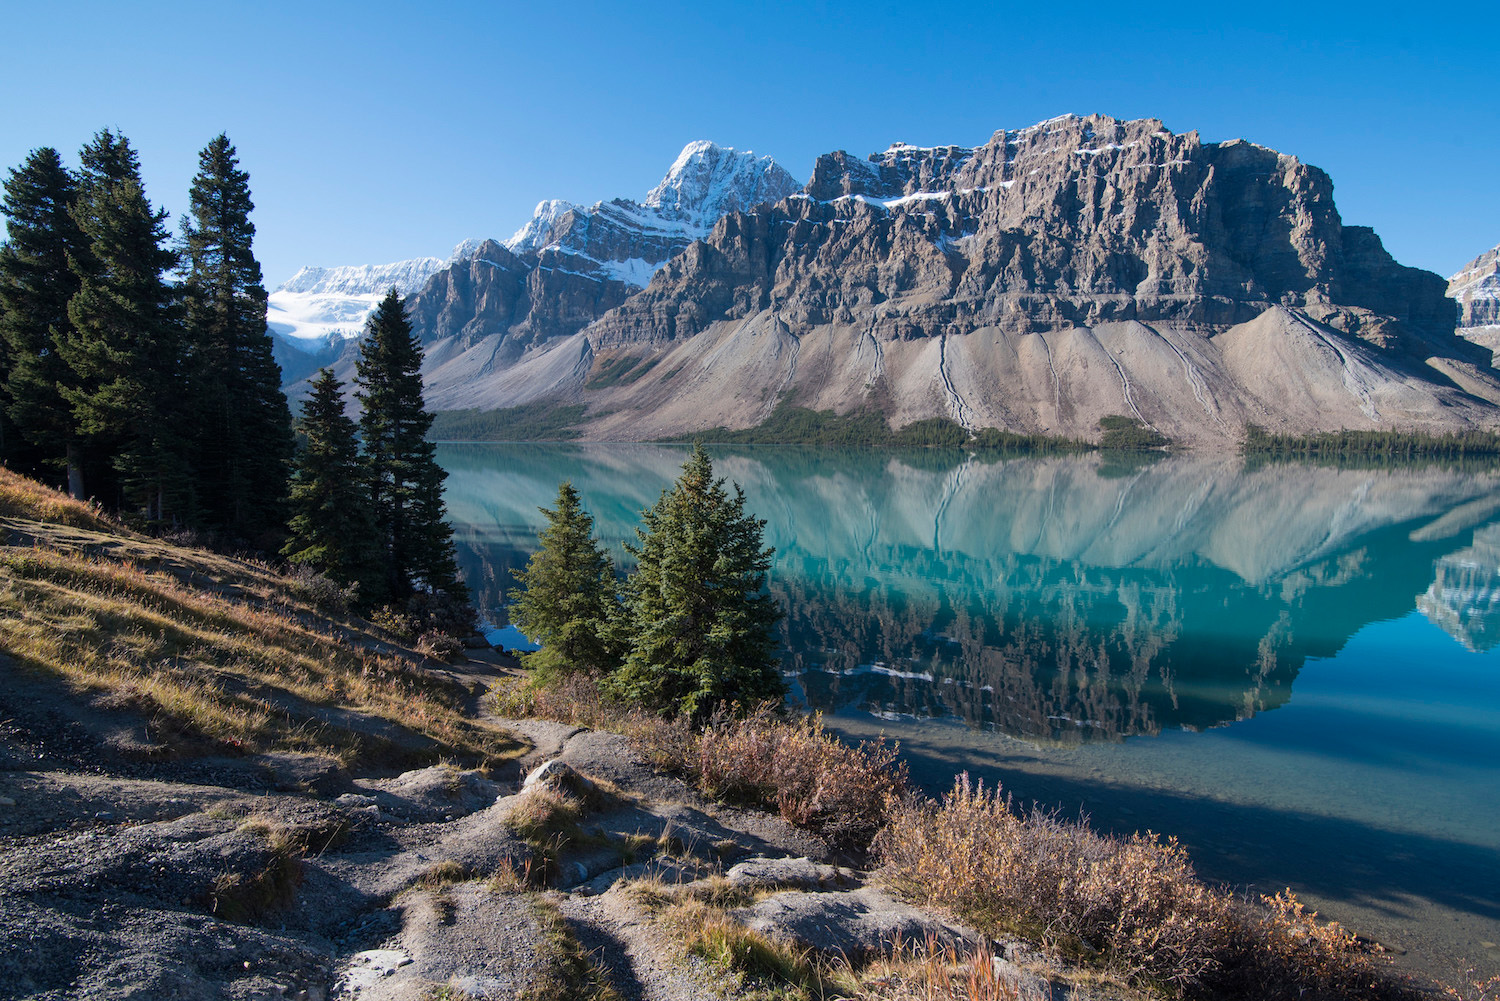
[284,564,354,613]
[695,704,907,852]
[416,630,465,662]
[875,774,1231,988]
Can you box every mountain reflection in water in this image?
[438,444,1500,743]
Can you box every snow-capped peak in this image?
[643,140,799,229]
[504,199,581,255]
[277,257,444,297]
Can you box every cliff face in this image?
[590,115,1459,356]
[1449,243,1500,365]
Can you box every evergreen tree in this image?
[605,444,783,719]
[181,134,293,541]
[0,147,84,481]
[509,482,622,679]
[282,368,384,600]
[58,130,184,518]
[354,290,465,601]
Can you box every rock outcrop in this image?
[1449,242,1500,365]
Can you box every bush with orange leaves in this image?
[695,704,907,853]
[875,773,1232,989]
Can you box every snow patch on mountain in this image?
[278,257,445,297]
[268,246,468,351]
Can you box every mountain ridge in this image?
[421,114,1499,445]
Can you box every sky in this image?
[4,0,1498,287]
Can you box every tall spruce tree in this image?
[181,134,293,542]
[605,444,783,720]
[0,147,84,481]
[58,130,184,517]
[509,482,622,679]
[282,368,384,601]
[354,290,465,601]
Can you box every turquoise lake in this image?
[437,443,1500,980]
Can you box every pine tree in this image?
[282,368,384,601]
[510,482,622,679]
[58,130,184,518]
[0,147,84,481]
[355,290,465,601]
[605,444,783,719]
[181,134,293,542]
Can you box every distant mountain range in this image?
[267,117,1500,445]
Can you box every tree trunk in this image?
[66,442,85,500]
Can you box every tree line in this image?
[0,131,464,610]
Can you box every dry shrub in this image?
[1443,973,1500,1001]
[875,774,1231,989]
[1215,890,1415,1000]
[695,704,907,852]
[416,630,465,662]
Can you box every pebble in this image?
[0,795,15,807]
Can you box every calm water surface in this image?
[438,443,1500,979]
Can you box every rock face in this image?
[507,114,1495,444]
[1449,243,1500,365]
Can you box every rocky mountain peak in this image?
[642,140,799,229]
[1450,242,1500,364]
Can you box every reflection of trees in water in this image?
[776,552,1311,743]
[437,445,1500,741]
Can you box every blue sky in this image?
[5,0,1497,286]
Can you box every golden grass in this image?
[0,471,522,770]
[0,467,119,532]
[521,893,621,1001]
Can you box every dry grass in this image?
[521,893,621,1001]
[0,468,119,532]
[831,932,1030,1001]
[0,469,522,771]
[210,824,305,924]
[663,897,825,999]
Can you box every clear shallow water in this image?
[438,443,1500,977]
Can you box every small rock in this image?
[523,758,588,792]
[0,795,16,807]
[93,811,114,820]
[335,793,378,809]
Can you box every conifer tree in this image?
[0,147,84,481]
[58,130,184,517]
[510,482,622,679]
[605,444,783,719]
[181,134,293,541]
[282,368,384,601]
[355,290,465,601]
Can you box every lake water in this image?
[437,443,1500,981]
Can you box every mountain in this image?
[405,142,799,401]
[267,251,463,391]
[437,114,1499,445]
[1449,242,1500,365]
